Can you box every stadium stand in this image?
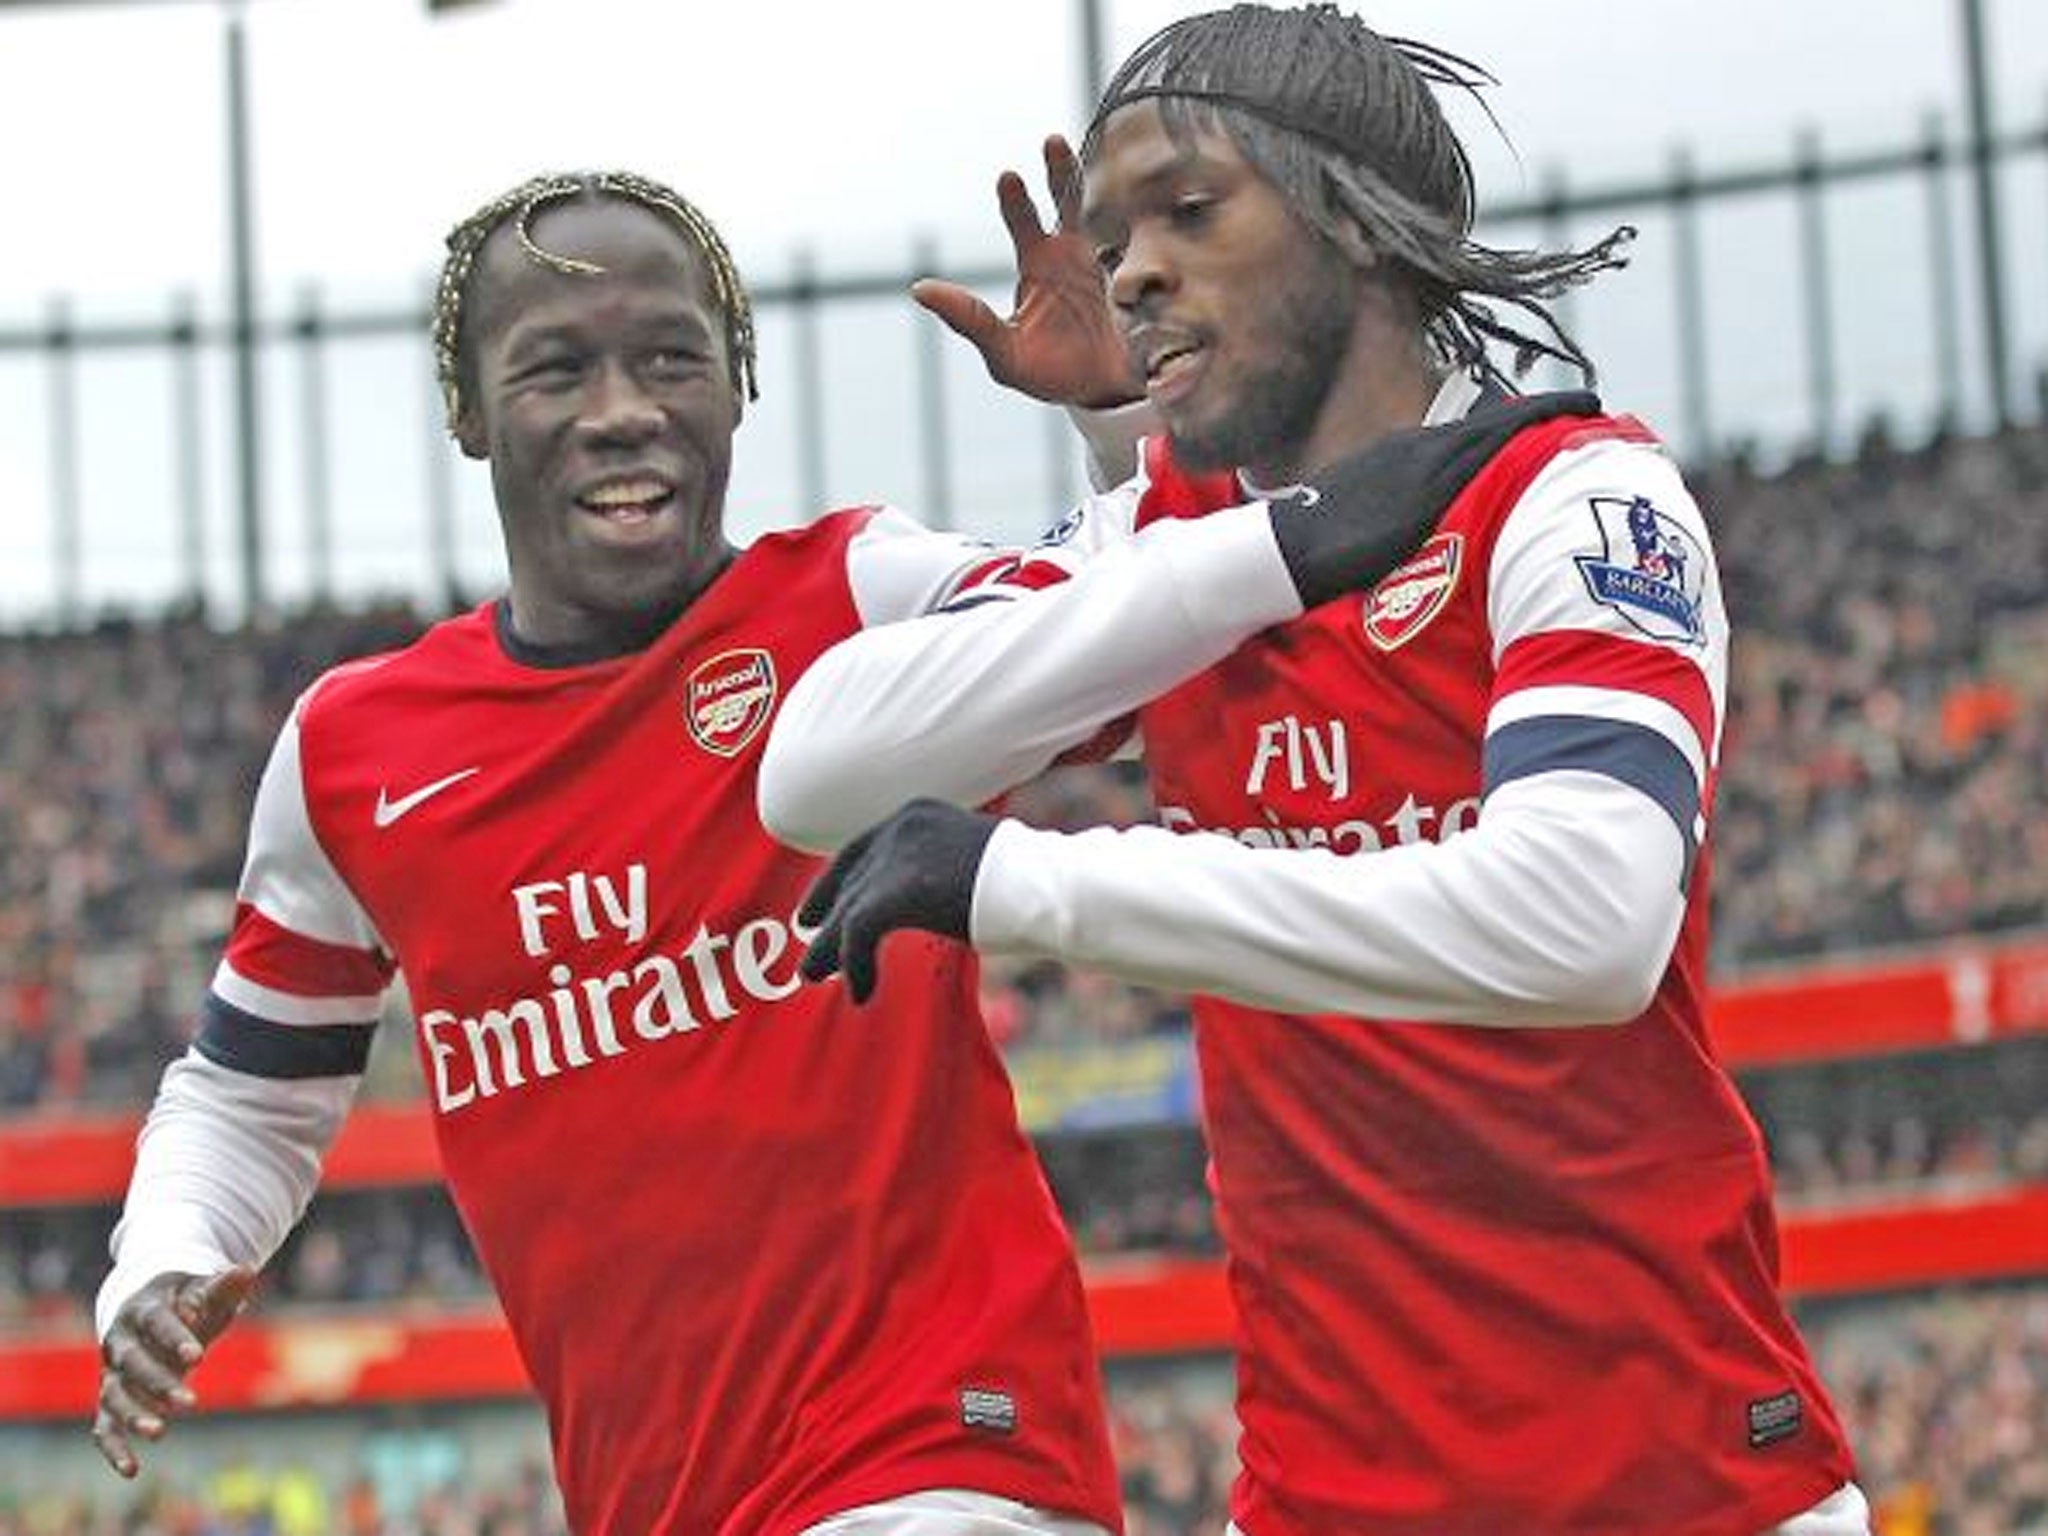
[3,418,2047,1533]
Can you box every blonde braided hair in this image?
[431,170,759,435]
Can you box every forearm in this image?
[96,1049,357,1338]
[760,502,1300,852]
[971,773,1687,1026]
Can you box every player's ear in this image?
[454,404,488,461]
[1328,214,1380,272]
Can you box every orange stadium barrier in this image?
[5,934,2047,1420]
[7,936,2047,1207]
[6,1185,2048,1419]
[1708,936,2048,1066]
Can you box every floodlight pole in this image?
[1078,0,1106,121]
[225,0,266,617]
[1958,0,2010,429]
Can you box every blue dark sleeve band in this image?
[935,591,1017,614]
[196,992,375,1079]
[1483,715,1700,887]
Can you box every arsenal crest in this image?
[1361,533,1462,652]
[685,649,778,757]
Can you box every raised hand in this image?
[799,800,1001,1003]
[913,135,1142,409]
[92,1264,258,1478]
[1270,390,1602,610]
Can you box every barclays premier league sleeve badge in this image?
[1573,495,1707,645]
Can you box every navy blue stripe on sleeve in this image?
[1483,715,1700,887]
[935,591,1019,614]
[195,992,375,1079]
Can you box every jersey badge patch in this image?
[959,1385,1017,1435]
[1361,532,1462,651]
[685,649,778,758]
[1575,494,1706,644]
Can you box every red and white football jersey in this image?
[198,511,1122,1536]
[1123,422,1853,1536]
[758,390,1859,1536]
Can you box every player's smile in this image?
[568,468,684,548]
[1129,322,1210,410]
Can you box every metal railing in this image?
[1,112,2043,627]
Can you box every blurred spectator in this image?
[0,603,425,1111]
[2,423,2046,1094]
[2,420,2047,1528]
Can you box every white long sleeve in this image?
[759,499,1301,852]
[94,1049,356,1339]
[971,771,1686,1026]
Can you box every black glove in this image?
[1269,389,1600,610]
[798,799,1001,1004]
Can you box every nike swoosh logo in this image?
[373,767,481,828]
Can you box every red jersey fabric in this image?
[1132,426,1854,1536]
[211,511,1121,1536]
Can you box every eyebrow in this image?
[503,310,714,355]
[1083,142,1223,231]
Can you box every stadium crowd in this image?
[2,418,2047,1532]
[1,418,2045,1106]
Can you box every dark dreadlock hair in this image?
[1082,3,1633,385]
[431,170,758,437]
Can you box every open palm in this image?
[913,136,1140,409]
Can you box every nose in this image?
[1108,224,1175,317]
[578,358,663,445]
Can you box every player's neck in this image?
[1251,358,1450,487]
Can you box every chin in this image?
[1165,422,1240,476]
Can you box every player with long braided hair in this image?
[766,6,1869,1533]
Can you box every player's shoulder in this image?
[1456,400,1689,540]
[297,604,496,726]
[742,504,887,562]
[1508,415,1707,544]
[1485,413,1724,656]
[1479,407,1670,507]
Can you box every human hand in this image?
[913,135,1142,409]
[92,1265,257,1478]
[798,799,1000,1003]
[1271,389,1601,610]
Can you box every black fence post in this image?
[1958,0,2011,428]
[1540,166,1579,393]
[224,2,265,620]
[295,283,333,605]
[914,236,954,531]
[169,292,206,613]
[1795,128,1838,456]
[44,298,80,626]
[422,288,459,612]
[1669,147,1712,463]
[791,248,827,517]
[1921,113,1964,432]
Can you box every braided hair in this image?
[1083,3,1633,384]
[431,170,759,436]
